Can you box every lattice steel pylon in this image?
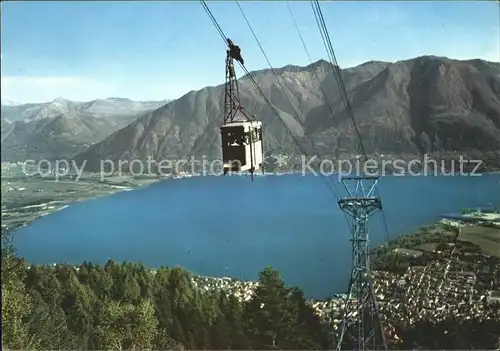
[336,176,387,351]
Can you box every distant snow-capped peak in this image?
[1,99,24,106]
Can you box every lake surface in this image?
[12,173,500,299]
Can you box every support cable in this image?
[310,0,367,160]
[310,0,391,243]
[236,1,361,233]
[285,1,354,233]
[286,2,342,137]
[201,0,345,208]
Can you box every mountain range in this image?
[2,55,500,170]
[1,98,169,161]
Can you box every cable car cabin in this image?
[221,121,263,175]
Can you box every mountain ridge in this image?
[2,56,499,169]
[1,98,171,161]
[1,97,172,123]
[73,55,500,172]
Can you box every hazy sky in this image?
[1,1,499,103]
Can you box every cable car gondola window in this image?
[254,128,261,141]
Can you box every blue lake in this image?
[12,173,500,299]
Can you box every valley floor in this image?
[0,164,298,234]
[1,165,162,233]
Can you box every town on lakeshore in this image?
[184,211,500,345]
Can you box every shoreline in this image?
[16,215,499,325]
[3,170,498,234]
[1,175,166,234]
[0,171,317,233]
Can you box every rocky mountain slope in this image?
[75,56,500,171]
[1,97,169,123]
[1,113,131,161]
[1,98,169,161]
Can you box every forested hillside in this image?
[1,241,333,350]
[3,236,499,350]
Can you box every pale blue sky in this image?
[1,1,499,103]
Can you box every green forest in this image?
[2,233,499,350]
[2,240,334,350]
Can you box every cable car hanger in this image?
[220,38,264,181]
